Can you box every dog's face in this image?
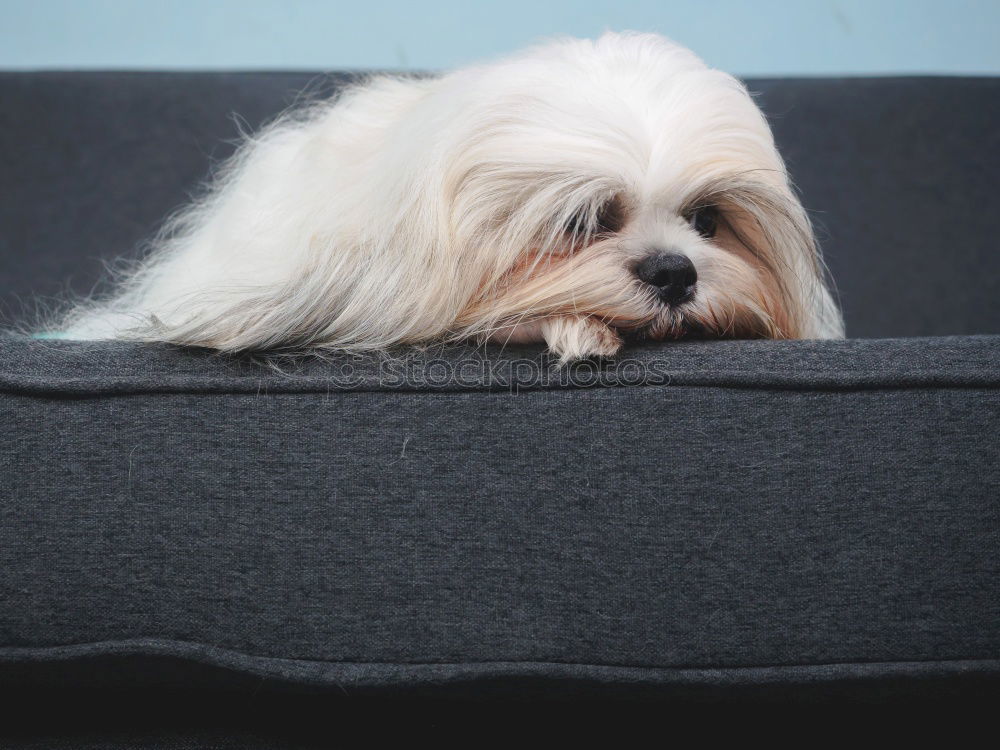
[429,33,842,355]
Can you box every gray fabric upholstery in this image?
[2,335,999,696]
[0,71,998,724]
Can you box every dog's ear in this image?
[694,179,843,339]
[763,189,844,339]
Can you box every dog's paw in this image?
[541,316,622,363]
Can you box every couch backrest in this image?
[0,72,997,337]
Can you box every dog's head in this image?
[413,32,844,353]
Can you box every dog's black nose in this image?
[636,252,697,304]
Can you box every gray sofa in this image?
[1,72,998,741]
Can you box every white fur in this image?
[57,32,843,359]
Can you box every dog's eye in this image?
[564,210,589,238]
[594,199,625,234]
[565,198,625,239]
[686,205,719,239]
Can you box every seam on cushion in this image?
[2,376,1000,398]
[3,336,999,396]
[2,639,999,681]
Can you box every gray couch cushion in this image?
[2,71,999,720]
[1,73,999,339]
[2,335,998,694]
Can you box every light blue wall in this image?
[2,0,998,75]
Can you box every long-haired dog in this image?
[57,32,843,360]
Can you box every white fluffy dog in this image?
[59,32,843,360]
